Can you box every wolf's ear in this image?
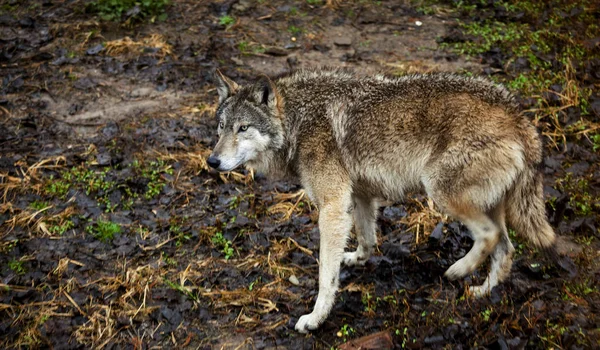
[214,69,239,104]
[252,76,279,109]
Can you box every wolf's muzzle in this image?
[207,156,221,169]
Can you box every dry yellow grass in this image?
[399,196,447,245]
[267,190,310,222]
[104,34,173,59]
[382,60,441,75]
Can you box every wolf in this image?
[207,68,556,333]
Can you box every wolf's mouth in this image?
[207,155,243,172]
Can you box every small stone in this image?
[130,87,153,98]
[291,37,296,42]
[232,0,251,12]
[415,20,423,26]
[86,44,104,56]
[231,57,244,65]
[334,36,352,46]
[289,275,300,286]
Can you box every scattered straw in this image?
[104,34,173,59]
[399,196,447,244]
[267,190,310,222]
[382,60,441,75]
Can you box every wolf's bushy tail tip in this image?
[506,168,556,248]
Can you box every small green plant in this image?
[306,0,322,5]
[29,201,50,211]
[288,25,303,35]
[8,259,26,275]
[49,220,75,236]
[45,177,71,199]
[88,0,169,22]
[383,295,397,305]
[228,195,241,210]
[171,224,191,247]
[211,231,234,260]
[591,134,600,152]
[481,308,492,322]
[508,229,525,256]
[555,173,599,217]
[248,277,261,291]
[237,41,265,55]
[135,159,173,199]
[219,15,235,26]
[65,167,114,196]
[0,3,17,14]
[361,291,377,312]
[161,251,177,266]
[87,220,121,242]
[163,277,199,302]
[337,323,355,341]
[399,327,408,347]
[238,40,249,53]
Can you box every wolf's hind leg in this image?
[443,204,500,281]
[470,202,515,297]
[343,196,378,266]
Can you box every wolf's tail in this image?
[506,167,556,248]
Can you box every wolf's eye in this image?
[219,121,224,129]
[239,125,249,132]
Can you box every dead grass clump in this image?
[74,305,118,348]
[52,258,85,280]
[4,206,51,236]
[399,196,447,245]
[382,60,441,75]
[1,156,66,203]
[217,168,254,185]
[155,148,254,186]
[262,238,314,279]
[267,190,311,222]
[0,295,71,349]
[529,59,597,150]
[326,0,342,9]
[104,34,173,59]
[179,103,217,119]
[75,264,162,347]
[155,147,211,175]
[3,204,76,239]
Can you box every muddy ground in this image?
[1,0,599,349]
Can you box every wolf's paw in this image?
[468,284,491,298]
[444,258,474,280]
[295,312,323,333]
[342,251,367,266]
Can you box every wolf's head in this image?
[207,70,285,173]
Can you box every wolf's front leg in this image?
[295,198,353,333]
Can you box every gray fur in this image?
[209,67,556,333]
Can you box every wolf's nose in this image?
[207,156,221,169]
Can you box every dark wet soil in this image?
[1,1,599,349]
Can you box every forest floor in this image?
[1,0,599,349]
